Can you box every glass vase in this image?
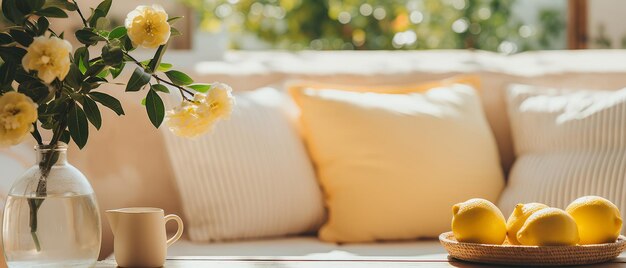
[2,143,101,267]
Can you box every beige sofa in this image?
[2,50,626,262]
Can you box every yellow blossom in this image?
[125,5,171,48]
[203,83,235,120]
[0,92,38,147]
[165,83,234,138]
[22,36,72,84]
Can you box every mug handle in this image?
[164,214,184,247]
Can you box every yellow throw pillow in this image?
[290,82,504,243]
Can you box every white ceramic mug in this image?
[106,207,183,267]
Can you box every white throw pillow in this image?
[162,87,325,242]
[498,85,626,231]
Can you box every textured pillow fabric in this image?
[290,83,504,243]
[498,85,626,225]
[163,87,325,242]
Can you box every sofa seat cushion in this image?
[167,237,445,259]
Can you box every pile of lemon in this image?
[451,196,623,246]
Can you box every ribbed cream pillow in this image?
[163,87,325,242]
[498,85,626,228]
[290,83,505,242]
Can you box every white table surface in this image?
[97,255,626,267]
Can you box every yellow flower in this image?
[203,83,235,120]
[125,5,171,48]
[22,36,72,84]
[165,83,235,138]
[0,92,38,147]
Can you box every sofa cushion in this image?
[498,85,626,232]
[290,83,504,243]
[162,87,325,242]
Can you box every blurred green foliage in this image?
[178,0,565,53]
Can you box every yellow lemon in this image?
[506,203,549,245]
[452,198,506,244]
[517,208,579,246]
[566,196,622,244]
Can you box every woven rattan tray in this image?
[439,232,626,266]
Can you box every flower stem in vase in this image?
[27,142,61,252]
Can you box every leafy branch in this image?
[0,0,213,252]
[122,52,195,101]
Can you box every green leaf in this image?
[67,104,89,149]
[18,80,49,103]
[36,17,49,35]
[102,43,123,67]
[95,17,110,30]
[80,96,102,129]
[156,63,173,72]
[90,91,124,115]
[110,62,125,79]
[64,64,83,90]
[0,33,13,45]
[0,47,27,63]
[170,27,182,37]
[2,0,14,23]
[95,68,109,79]
[75,29,104,46]
[126,67,151,92]
[14,69,30,83]
[167,16,183,24]
[95,0,112,16]
[165,70,193,86]
[151,84,169,93]
[121,36,134,51]
[77,57,87,74]
[36,7,68,18]
[0,61,16,86]
[84,76,107,86]
[108,26,127,39]
[2,0,25,24]
[41,98,69,124]
[147,43,168,73]
[9,29,33,47]
[74,46,89,70]
[88,8,105,28]
[59,130,71,144]
[26,0,45,12]
[141,98,146,106]
[84,62,106,78]
[188,84,212,93]
[145,89,165,128]
[0,84,13,94]
[81,79,105,93]
[43,0,77,11]
[15,0,31,14]
[24,20,38,35]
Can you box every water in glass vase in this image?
[3,193,101,268]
